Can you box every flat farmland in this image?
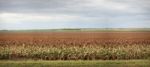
[0,32,150,46]
[0,31,150,60]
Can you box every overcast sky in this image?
[0,0,150,30]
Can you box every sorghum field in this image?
[0,31,150,60]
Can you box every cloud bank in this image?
[0,0,150,29]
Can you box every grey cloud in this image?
[0,0,150,29]
[0,0,85,12]
[0,0,150,19]
[109,0,150,12]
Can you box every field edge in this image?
[0,60,149,67]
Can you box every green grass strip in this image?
[0,60,149,67]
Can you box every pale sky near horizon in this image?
[0,0,150,30]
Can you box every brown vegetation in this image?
[0,32,150,60]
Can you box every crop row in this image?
[0,44,150,60]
